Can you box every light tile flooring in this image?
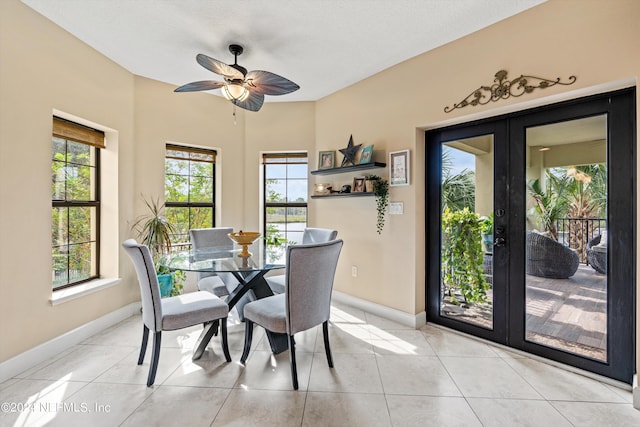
[2,302,639,426]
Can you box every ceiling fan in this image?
[174,44,300,112]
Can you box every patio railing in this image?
[554,217,606,264]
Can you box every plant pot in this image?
[157,273,174,297]
[365,180,375,193]
[482,233,493,253]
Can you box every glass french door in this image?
[427,120,509,343]
[522,115,609,362]
[426,88,636,383]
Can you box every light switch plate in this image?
[389,202,404,215]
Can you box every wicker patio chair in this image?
[526,231,579,279]
[586,235,607,274]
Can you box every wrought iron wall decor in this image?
[444,70,576,113]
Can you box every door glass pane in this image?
[440,135,494,329]
[525,115,608,362]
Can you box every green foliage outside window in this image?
[263,154,308,246]
[441,208,490,304]
[164,146,216,244]
[51,138,98,288]
[441,149,476,212]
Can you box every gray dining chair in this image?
[189,227,239,297]
[265,227,338,294]
[122,239,231,386]
[240,239,344,390]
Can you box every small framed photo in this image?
[359,145,374,164]
[389,149,410,186]
[318,151,335,169]
[352,177,365,193]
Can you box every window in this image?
[263,153,308,246]
[165,145,216,245]
[51,117,103,289]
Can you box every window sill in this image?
[50,277,122,306]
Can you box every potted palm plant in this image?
[131,196,184,296]
[527,176,570,241]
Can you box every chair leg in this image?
[240,320,254,363]
[323,321,334,368]
[289,334,299,390]
[138,325,149,365]
[147,331,162,387]
[220,318,231,362]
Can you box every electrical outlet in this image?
[351,265,358,277]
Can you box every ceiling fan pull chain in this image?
[233,104,237,125]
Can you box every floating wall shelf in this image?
[311,192,374,199]
[310,162,386,175]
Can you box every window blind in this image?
[53,117,105,149]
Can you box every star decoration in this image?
[339,135,362,167]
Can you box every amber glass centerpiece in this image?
[228,231,261,257]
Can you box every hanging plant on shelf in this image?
[366,175,389,234]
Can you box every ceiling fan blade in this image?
[196,54,244,80]
[245,70,300,95]
[233,91,265,112]
[174,80,225,92]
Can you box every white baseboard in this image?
[332,291,426,328]
[633,374,639,409]
[0,302,141,383]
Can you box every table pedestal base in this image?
[192,269,288,359]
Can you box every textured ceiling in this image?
[22,0,546,103]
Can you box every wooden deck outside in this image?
[525,264,607,361]
[441,264,607,361]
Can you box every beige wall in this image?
[0,0,137,361]
[543,140,607,168]
[133,76,246,230]
[0,0,316,362]
[314,0,640,375]
[245,102,316,229]
[1,0,639,380]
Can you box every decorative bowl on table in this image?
[228,231,261,257]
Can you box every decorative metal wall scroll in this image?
[444,70,577,113]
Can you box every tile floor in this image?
[1,302,639,426]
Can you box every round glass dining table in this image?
[158,241,288,358]
[159,242,286,275]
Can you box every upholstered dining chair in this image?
[189,227,238,298]
[122,239,231,386]
[240,239,344,389]
[265,228,338,294]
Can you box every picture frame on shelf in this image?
[318,150,335,169]
[389,149,410,186]
[352,177,365,193]
[359,145,374,164]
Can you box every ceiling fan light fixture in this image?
[221,83,249,102]
[175,44,298,117]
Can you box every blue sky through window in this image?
[443,146,475,175]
